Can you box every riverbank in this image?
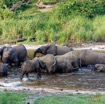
[2,42,105,50]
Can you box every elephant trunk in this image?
[34,48,42,57]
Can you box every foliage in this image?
[34,94,105,104]
[0,92,28,104]
[92,16,105,42]
[0,0,21,8]
[57,0,105,18]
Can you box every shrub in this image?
[35,30,47,43]
[93,16,105,42]
[57,0,105,18]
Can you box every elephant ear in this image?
[47,44,57,55]
[39,59,46,69]
[9,49,17,60]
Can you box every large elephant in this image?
[34,44,73,57]
[2,44,27,67]
[20,57,47,80]
[55,51,80,73]
[79,49,105,66]
[0,62,8,77]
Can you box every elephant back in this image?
[79,50,105,66]
[13,44,27,61]
[55,51,79,70]
[56,45,73,55]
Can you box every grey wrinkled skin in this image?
[0,63,8,77]
[39,54,56,74]
[55,51,79,73]
[0,45,12,61]
[94,64,105,72]
[20,57,47,80]
[39,52,79,74]
[2,44,27,67]
[79,49,105,66]
[34,44,73,57]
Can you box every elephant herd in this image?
[0,44,105,80]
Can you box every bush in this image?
[93,16,105,42]
[57,0,105,18]
[0,0,21,8]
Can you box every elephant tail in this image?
[34,51,37,57]
[48,57,56,73]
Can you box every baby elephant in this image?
[0,62,8,77]
[20,57,47,80]
[94,64,105,72]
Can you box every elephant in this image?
[20,57,47,80]
[39,51,79,74]
[79,50,105,66]
[55,51,80,73]
[0,62,8,77]
[39,54,56,74]
[94,64,105,72]
[34,44,73,57]
[55,58,75,73]
[2,44,27,67]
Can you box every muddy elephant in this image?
[55,51,80,73]
[39,51,79,74]
[0,62,8,77]
[34,44,73,57]
[79,50,105,66]
[39,54,56,74]
[20,57,47,80]
[2,44,27,67]
[94,64,105,72]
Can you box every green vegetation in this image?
[1,0,105,44]
[0,92,28,104]
[34,94,105,104]
[0,92,105,104]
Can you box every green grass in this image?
[0,92,28,104]
[0,92,105,104]
[34,94,105,104]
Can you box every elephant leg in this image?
[36,68,41,79]
[20,72,25,80]
[26,73,29,79]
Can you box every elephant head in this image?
[34,45,50,57]
[2,47,19,67]
[2,47,12,63]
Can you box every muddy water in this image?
[0,49,105,92]
[26,49,105,91]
